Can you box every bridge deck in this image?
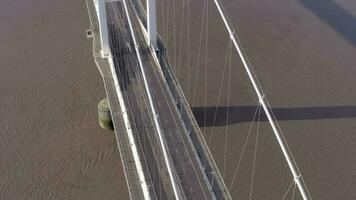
[86,0,147,199]
[106,2,211,200]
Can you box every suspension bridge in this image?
[86,0,313,199]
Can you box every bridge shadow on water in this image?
[298,0,356,46]
[192,105,356,127]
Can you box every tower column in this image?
[97,0,110,57]
[147,0,157,48]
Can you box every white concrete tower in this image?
[147,0,157,48]
[96,0,110,57]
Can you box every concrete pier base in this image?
[98,98,113,130]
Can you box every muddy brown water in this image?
[1,0,356,199]
[157,0,356,199]
[0,0,128,199]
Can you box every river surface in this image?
[1,0,356,199]
[157,0,356,199]
[0,0,129,199]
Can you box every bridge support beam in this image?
[147,0,157,48]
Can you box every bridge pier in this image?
[98,98,114,130]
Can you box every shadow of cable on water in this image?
[192,106,356,127]
[298,0,356,46]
